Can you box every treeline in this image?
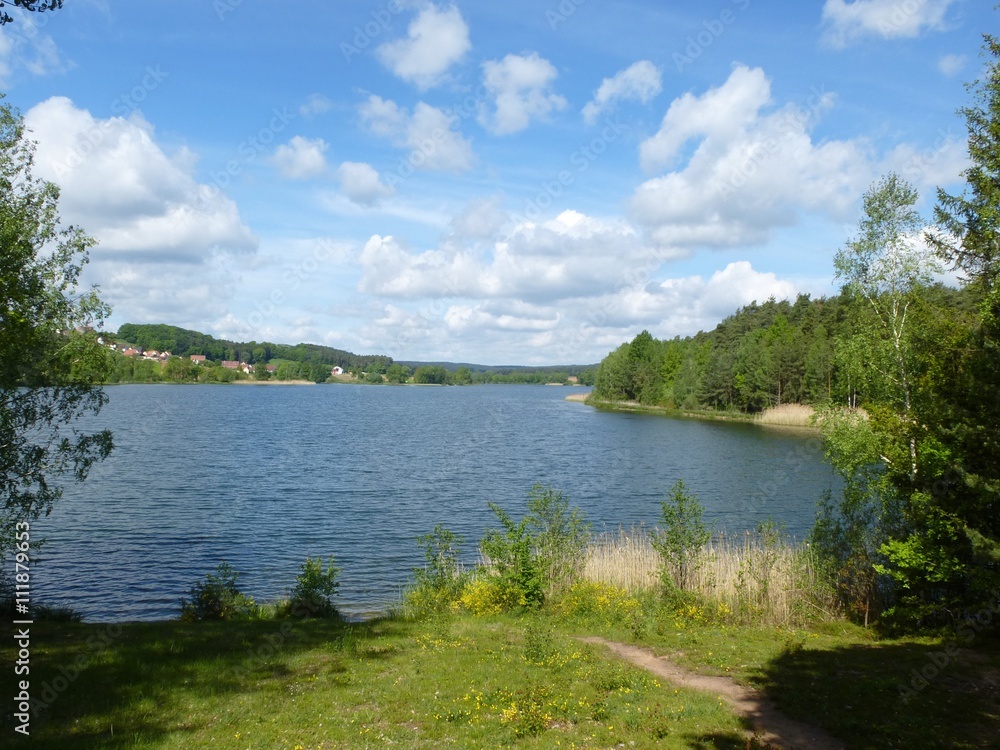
[114,323,392,372]
[102,352,334,384]
[592,285,976,413]
[399,362,597,386]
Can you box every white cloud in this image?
[359,209,658,302]
[359,94,474,172]
[582,60,662,125]
[938,53,966,76]
[630,65,871,251]
[450,196,508,239]
[0,16,70,85]
[479,52,568,135]
[299,93,333,117]
[24,96,257,263]
[336,161,395,205]
[376,3,470,90]
[821,0,958,47]
[358,94,409,139]
[271,135,329,179]
[883,137,968,192]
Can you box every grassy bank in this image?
[3,604,997,749]
[4,489,996,748]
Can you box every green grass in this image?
[2,607,998,748]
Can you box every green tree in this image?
[832,173,938,480]
[385,363,410,383]
[907,30,1000,625]
[803,324,835,403]
[288,556,340,618]
[413,365,447,384]
[525,484,590,599]
[480,502,544,608]
[1,99,113,561]
[650,480,710,592]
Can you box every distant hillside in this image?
[114,323,391,371]
[398,361,598,374]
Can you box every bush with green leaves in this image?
[404,524,467,616]
[525,484,590,600]
[480,502,545,609]
[288,556,341,618]
[179,562,256,622]
[650,479,710,592]
[478,485,590,610]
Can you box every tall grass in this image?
[583,527,834,625]
[753,403,816,427]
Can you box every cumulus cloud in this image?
[478,52,568,135]
[359,94,474,172]
[630,65,871,251]
[376,3,470,90]
[821,0,958,47]
[24,96,257,262]
[336,161,395,205]
[614,262,799,332]
[582,60,662,125]
[271,135,329,179]
[883,137,968,192]
[359,209,660,302]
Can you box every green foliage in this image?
[113,322,391,376]
[524,484,590,600]
[288,556,341,618]
[179,562,256,622]
[474,486,591,611]
[413,365,448,384]
[480,502,544,609]
[650,480,710,592]
[0,97,113,559]
[406,525,467,616]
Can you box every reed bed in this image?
[583,527,832,625]
[753,403,817,427]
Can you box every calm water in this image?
[31,385,837,621]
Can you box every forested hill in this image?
[114,323,391,371]
[591,285,978,413]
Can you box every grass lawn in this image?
[3,608,999,749]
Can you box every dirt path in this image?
[579,637,845,750]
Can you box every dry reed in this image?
[583,527,832,625]
[753,403,817,427]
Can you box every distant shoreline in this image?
[577,396,819,431]
[231,379,316,386]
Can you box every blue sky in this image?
[1,0,992,364]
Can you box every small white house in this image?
[332,366,344,375]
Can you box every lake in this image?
[31,384,837,621]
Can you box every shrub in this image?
[288,556,340,618]
[650,480,710,592]
[525,484,590,600]
[480,502,544,609]
[404,525,467,617]
[456,577,522,615]
[179,562,256,622]
[555,581,641,621]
